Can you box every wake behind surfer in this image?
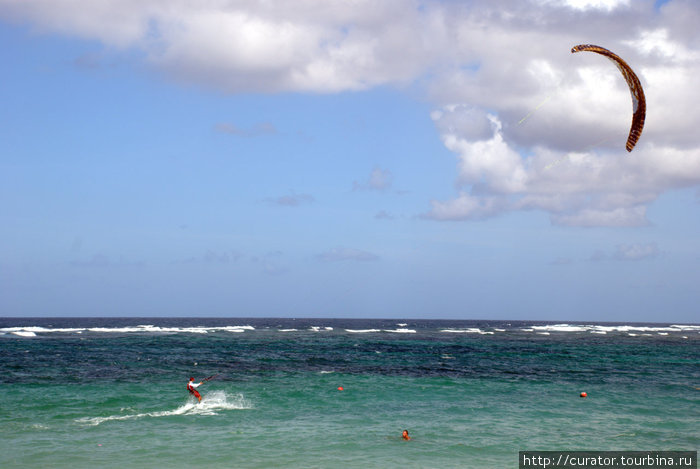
[187,377,204,402]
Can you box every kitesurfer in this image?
[187,377,204,402]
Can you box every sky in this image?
[1,0,699,322]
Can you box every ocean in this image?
[1,318,698,468]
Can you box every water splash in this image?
[76,391,252,426]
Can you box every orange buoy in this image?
[580,392,587,398]
[337,386,344,391]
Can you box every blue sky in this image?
[1,0,698,322]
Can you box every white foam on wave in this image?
[76,391,252,427]
[670,324,700,331]
[1,325,255,335]
[530,324,587,332]
[528,324,699,334]
[1,326,85,334]
[345,329,380,333]
[384,328,416,334]
[279,329,298,332]
[441,328,493,335]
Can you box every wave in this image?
[527,324,700,334]
[1,325,255,336]
[441,328,493,335]
[3,322,697,338]
[75,391,252,427]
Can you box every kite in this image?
[571,44,646,152]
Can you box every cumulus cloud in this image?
[0,0,450,93]
[423,1,700,226]
[2,0,698,226]
[537,0,631,11]
[612,242,660,261]
[353,166,393,192]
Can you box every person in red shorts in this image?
[187,377,204,402]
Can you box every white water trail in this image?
[76,391,252,426]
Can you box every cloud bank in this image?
[2,0,698,226]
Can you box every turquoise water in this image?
[1,318,698,468]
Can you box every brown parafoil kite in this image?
[571,44,646,152]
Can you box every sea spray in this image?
[76,391,253,426]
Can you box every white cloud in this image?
[423,2,700,226]
[353,166,393,192]
[613,242,659,261]
[536,0,630,11]
[2,0,699,227]
[0,0,449,93]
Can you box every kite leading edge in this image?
[571,44,646,152]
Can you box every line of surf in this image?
[527,324,700,334]
[1,325,255,336]
[3,323,697,338]
[441,328,494,335]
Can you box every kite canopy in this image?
[571,44,646,152]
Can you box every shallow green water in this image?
[1,318,698,468]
